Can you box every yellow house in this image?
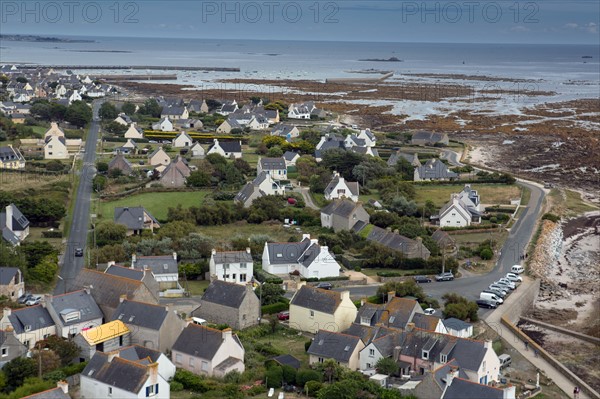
[0,145,26,169]
[289,283,357,334]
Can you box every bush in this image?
[174,369,209,392]
[170,381,184,392]
[261,302,289,315]
[354,266,361,272]
[542,213,560,223]
[480,248,493,260]
[246,385,268,396]
[42,230,63,238]
[265,366,283,388]
[282,365,297,384]
[296,369,321,388]
[305,380,323,396]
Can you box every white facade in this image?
[435,341,501,385]
[44,136,69,159]
[206,139,242,159]
[124,124,144,139]
[439,198,472,227]
[190,142,205,158]
[358,129,377,147]
[360,343,384,371]
[152,117,174,132]
[80,370,169,399]
[209,249,253,285]
[324,175,359,202]
[173,132,193,148]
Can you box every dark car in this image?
[476,299,498,309]
[316,282,333,290]
[277,311,290,321]
[414,275,432,283]
[75,248,84,257]
[435,272,454,282]
[18,293,33,304]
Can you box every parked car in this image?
[277,311,290,321]
[476,299,498,309]
[511,265,525,274]
[499,354,512,369]
[148,140,158,144]
[18,293,33,304]
[316,282,333,290]
[495,281,514,291]
[489,284,508,296]
[484,288,506,299]
[480,292,503,304]
[505,272,523,282]
[424,308,435,315]
[414,275,432,283]
[435,272,454,281]
[25,295,42,306]
[498,278,516,289]
[75,248,84,257]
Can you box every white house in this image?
[358,129,377,147]
[1,306,56,350]
[44,122,65,139]
[283,151,300,167]
[234,172,285,208]
[288,102,315,119]
[124,123,144,139]
[438,185,482,227]
[190,142,205,158]
[443,318,474,338]
[80,350,170,399]
[173,131,193,148]
[152,117,174,132]
[114,113,132,126]
[262,234,340,278]
[324,172,360,202]
[209,248,253,285]
[257,157,287,180]
[206,139,242,159]
[44,136,69,159]
[45,290,103,339]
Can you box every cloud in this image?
[510,26,530,33]
[585,22,598,34]
[564,23,579,29]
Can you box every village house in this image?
[218,100,239,115]
[262,234,340,278]
[131,253,182,292]
[355,296,425,330]
[115,138,138,155]
[0,145,26,169]
[0,267,24,302]
[320,199,370,233]
[173,131,193,148]
[443,318,473,338]
[161,105,189,120]
[414,159,458,182]
[0,329,27,368]
[44,122,65,139]
[314,133,345,161]
[175,118,203,130]
[209,248,253,285]
[283,151,300,167]
[387,151,421,167]
[216,118,243,134]
[190,142,205,158]
[367,226,431,260]
[234,171,284,208]
[124,123,144,139]
[44,135,69,159]
[207,139,242,158]
[104,263,161,300]
[188,99,209,114]
[257,157,287,179]
[411,131,449,146]
[358,129,377,147]
[71,269,159,320]
[45,289,103,339]
[271,124,300,140]
[288,102,316,119]
[152,117,174,132]
[324,172,360,202]
[158,155,191,188]
[190,280,260,329]
[1,305,56,350]
[1,203,30,246]
[308,330,365,370]
[114,113,132,126]
[22,381,70,399]
[111,299,184,352]
[431,229,457,254]
[171,324,245,377]
[148,147,171,166]
[74,320,131,361]
[437,184,482,227]
[80,350,170,399]
[289,283,357,334]
[114,206,160,235]
[108,153,134,175]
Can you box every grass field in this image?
[26,227,64,248]
[451,230,506,245]
[0,171,71,192]
[564,189,598,216]
[98,191,211,221]
[181,280,210,296]
[197,221,301,246]
[414,184,520,208]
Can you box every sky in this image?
[1,0,598,44]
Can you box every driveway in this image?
[298,187,320,210]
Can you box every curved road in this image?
[55,100,102,295]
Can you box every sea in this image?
[2,36,599,117]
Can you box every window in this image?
[1,348,7,357]
[318,357,324,363]
[201,361,208,371]
[366,363,372,368]
[310,310,314,318]
[146,383,159,397]
[369,349,375,357]
[482,361,486,370]
[108,387,113,396]
[189,358,195,367]
[240,263,247,269]
[422,350,429,360]
[24,325,31,332]
[224,263,230,269]
[175,353,182,364]
[440,354,447,363]
[240,274,247,282]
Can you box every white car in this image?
[489,284,508,296]
[505,273,523,282]
[424,308,435,315]
[497,279,516,290]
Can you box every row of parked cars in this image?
[17,293,42,306]
[413,271,455,284]
[477,265,525,309]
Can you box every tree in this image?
[255,283,285,305]
[96,221,128,246]
[96,161,109,173]
[321,148,364,180]
[318,359,343,384]
[20,241,56,269]
[31,348,61,374]
[265,366,283,388]
[2,357,36,391]
[104,120,127,134]
[480,248,493,260]
[121,101,136,115]
[91,243,128,264]
[92,175,107,192]
[65,100,92,128]
[28,254,58,284]
[99,102,118,120]
[157,221,197,240]
[296,369,321,388]
[388,195,418,216]
[186,170,212,187]
[266,146,283,157]
[206,153,227,166]
[442,293,479,322]
[375,357,399,376]
[139,99,162,117]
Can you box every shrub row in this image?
[376,269,438,277]
[485,206,516,213]
[42,230,63,238]
[254,268,284,284]
[261,301,289,315]
[442,224,500,231]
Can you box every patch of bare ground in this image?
[403,73,542,83]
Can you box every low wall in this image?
[501,316,600,399]
[307,278,367,288]
[520,317,600,345]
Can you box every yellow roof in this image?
[81,320,129,345]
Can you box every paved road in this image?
[55,101,102,295]
[298,187,320,210]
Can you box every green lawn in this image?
[451,230,506,245]
[414,184,520,208]
[98,191,210,221]
[197,221,300,246]
[26,227,64,248]
[181,280,209,296]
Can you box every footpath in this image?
[485,278,593,399]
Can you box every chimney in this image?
[340,291,350,301]
[119,294,127,303]
[211,248,217,256]
[2,307,11,319]
[5,205,13,231]
[484,340,492,349]
[245,247,251,254]
[56,381,69,394]
[107,261,116,267]
[387,291,396,303]
[360,297,367,306]
[445,367,459,387]
[164,304,169,313]
[222,328,233,341]
[297,281,307,290]
[173,252,178,260]
[131,253,136,267]
[83,286,91,295]
[107,350,120,362]
[406,322,415,332]
[147,362,159,384]
[503,385,516,399]
[393,346,401,362]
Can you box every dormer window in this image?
[63,311,80,323]
[360,317,370,325]
[422,350,429,360]
[24,325,31,332]
[344,345,350,352]
[440,354,447,363]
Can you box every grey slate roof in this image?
[112,300,168,330]
[0,146,24,163]
[266,239,311,264]
[1,204,29,231]
[117,345,163,364]
[235,182,257,203]
[0,267,19,285]
[372,331,407,357]
[443,378,505,399]
[108,153,133,174]
[114,206,158,231]
[387,151,420,167]
[307,330,362,363]
[443,317,472,332]
[259,157,286,171]
[132,255,178,275]
[299,243,320,267]
[430,359,469,390]
[283,151,299,161]
[320,199,361,218]
[23,387,70,399]
[272,354,301,369]
[82,352,150,394]
[48,290,103,327]
[172,324,241,360]
[105,265,144,281]
[7,305,55,334]
[415,159,458,180]
[412,131,447,143]
[200,280,256,308]
[431,229,455,248]
[212,250,252,264]
[290,285,342,315]
[210,140,242,153]
[367,226,431,260]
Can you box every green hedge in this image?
[442,224,499,231]
[254,269,284,284]
[485,206,516,213]
[376,269,438,277]
[42,230,63,238]
[261,301,289,315]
